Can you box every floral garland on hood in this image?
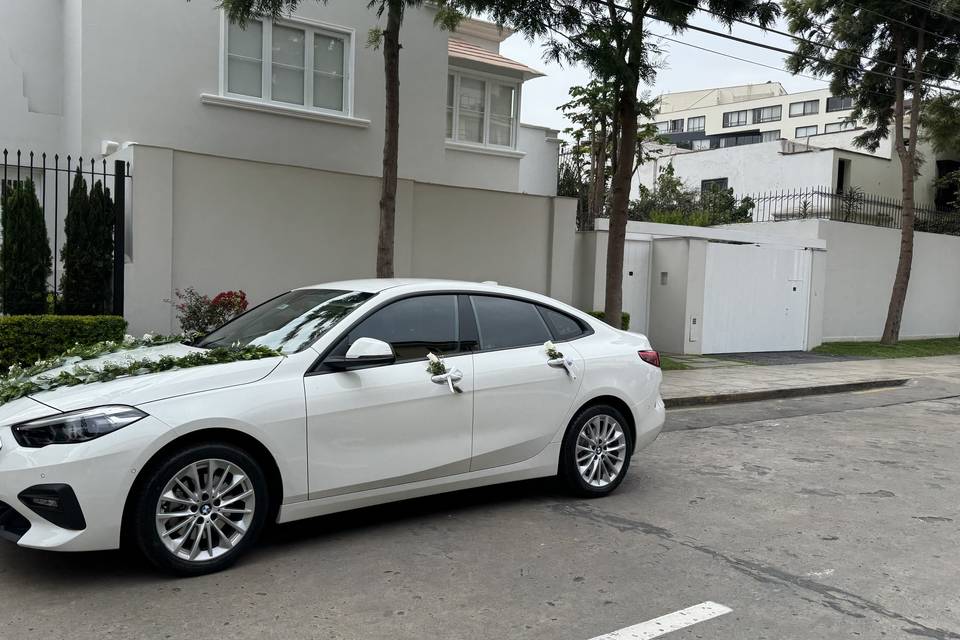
[0,334,281,407]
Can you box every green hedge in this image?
[0,315,127,371]
[588,310,631,331]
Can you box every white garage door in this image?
[701,243,811,353]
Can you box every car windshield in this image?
[196,289,374,354]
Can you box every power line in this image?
[837,0,953,42]
[899,0,960,23]
[671,0,956,85]
[578,0,960,94]
[648,30,899,102]
[670,17,960,94]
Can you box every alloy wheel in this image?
[575,414,627,488]
[154,458,256,562]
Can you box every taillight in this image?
[638,350,661,367]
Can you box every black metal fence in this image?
[1,149,131,315]
[743,185,960,236]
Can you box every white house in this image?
[635,82,959,208]
[0,0,560,196]
[1,0,576,334]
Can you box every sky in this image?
[498,13,829,135]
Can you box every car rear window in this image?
[470,295,551,350]
[538,306,587,341]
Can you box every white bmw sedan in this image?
[0,280,664,575]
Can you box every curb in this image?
[663,378,911,409]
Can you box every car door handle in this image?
[431,368,464,394]
[547,357,578,380]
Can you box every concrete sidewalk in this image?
[661,354,960,407]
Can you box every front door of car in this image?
[467,295,585,471]
[304,294,474,499]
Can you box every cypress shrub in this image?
[0,180,52,315]
[0,315,127,371]
[61,171,114,314]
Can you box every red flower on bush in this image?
[175,287,249,336]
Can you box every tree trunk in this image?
[602,1,643,330]
[881,26,924,345]
[376,3,402,278]
[603,90,638,330]
[588,120,607,230]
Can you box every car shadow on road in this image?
[262,477,563,548]
[0,477,570,583]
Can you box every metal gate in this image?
[1,149,130,315]
[701,243,812,353]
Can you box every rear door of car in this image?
[467,295,587,471]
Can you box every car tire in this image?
[131,442,270,577]
[559,404,634,498]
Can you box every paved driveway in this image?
[2,384,959,639]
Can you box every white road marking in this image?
[588,601,733,640]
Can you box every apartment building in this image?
[649,82,857,150]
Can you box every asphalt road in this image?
[2,377,959,640]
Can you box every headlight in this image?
[12,405,147,448]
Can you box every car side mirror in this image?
[325,337,396,370]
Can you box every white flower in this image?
[142,333,153,341]
[544,340,556,352]
[427,352,441,364]
[123,334,136,344]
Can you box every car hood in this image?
[24,343,283,412]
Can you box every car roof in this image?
[295,279,568,307]
[295,278,608,333]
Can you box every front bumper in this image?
[0,414,171,551]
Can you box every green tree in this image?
[784,0,960,344]
[561,80,618,230]
[923,94,960,211]
[458,0,777,328]
[218,0,462,278]
[61,170,115,314]
[0,180,52,315]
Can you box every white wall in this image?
[122,145,576,334]
[518,124,560,196]
[725,219,960,341]
[0,0,63,151]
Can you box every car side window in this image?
[327,295,460,363]
[538,306,587,342]
[471,295,551,351]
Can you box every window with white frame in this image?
[446,70,520,148]
[824,121,857,133]
[225,16,351,114]
[789,99,819,117]
[687,116,705,132]
[655,121,670,134]
[795,125,818,137]
[761,130,781,142]
[691,138,710,150]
